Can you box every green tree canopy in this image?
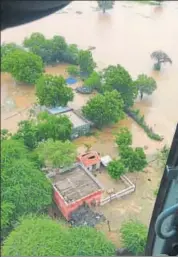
[1,49,44,84]
[2,216,116,256]
[120,146,147,172]
[1,43,22,60]
[63,44,79,65]
[37,111,72,141]
[107,160,125,179]
[1,129,12,141]
[1,138,29,166]
[78,50,96,76]
[97,1,115,13]
[36,139,77,168]
[67,65,79,77]
[134,74,157,99]
[13,120,39,150]
[35,74,74,107]
[23,33,79,65]
[82,90,124,128]
[116,127,132,147]
[102,65,137,107]
[1,139,52,231]
[84,71,102,91]
[120,220,148,255]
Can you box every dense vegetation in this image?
[35,74,74,107]
[13,112,73,150]
[107,160,125,179]
[82,90,124,128]
[2,216,116,256]
[120,220,148,255]
[102,65,137,107]
[1,139,52,239]
[115,128,147,173]
[36,139,77,168]
[1,48,44,84]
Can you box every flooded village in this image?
[1,1,178,255]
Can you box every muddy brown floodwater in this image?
[1,0,178,246]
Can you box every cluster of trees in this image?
[12,111,73,150]
[23,33,96,77]
[1,33,96,86]
[2,216,116,256]
[1,45,44,84]
[1,138,52,239]
[1,109,78,240]
[107,127,147,179]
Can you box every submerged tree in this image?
[116,127,132,147]
[1,49,44,84]
[134,74,157,99]
[82,90,124,128]
[120,146,147,172]
[102,65,137,107]
[78,50,96,77]
[97,1,115,13]
[23,33,68,64]
[84,71,102,91]
[151,50,172,70]
[35,74,74,107]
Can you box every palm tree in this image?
[151,50,172,70]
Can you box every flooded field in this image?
[1,0,178,246]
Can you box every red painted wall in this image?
[53,188,102,220]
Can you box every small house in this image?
[42,106,91,139]
[48,163,103,220]
[77,151,101,172]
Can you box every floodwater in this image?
[1,1,178,145]
[1,1,178,245]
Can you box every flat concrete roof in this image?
[64,111,87,128]
[51,164,102,204]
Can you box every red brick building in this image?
[77,151,101,172]
[50,164,103,220]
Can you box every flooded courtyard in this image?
[1,0,178,246]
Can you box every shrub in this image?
[120,220,148,255]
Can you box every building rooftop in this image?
[77,151,101,167]
[51,164,102,204]
[64,111,87,128]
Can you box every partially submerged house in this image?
[42,106,91,139]
[77,151,101,172]
[48,163,103,220]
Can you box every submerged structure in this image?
[43,106,91,139]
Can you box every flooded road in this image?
[1,1,178,144]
